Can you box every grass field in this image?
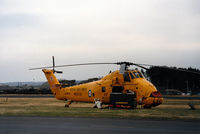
[0,97,200,120]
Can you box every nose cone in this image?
[143,91,163,107]
[136,78,163,107]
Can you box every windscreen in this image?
[137,71,144,78]
[132,72,140,78]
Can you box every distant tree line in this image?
[0,86,52,94]
[146,66,200,94]
[0,78,99,94]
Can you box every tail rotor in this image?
[52,56,63,74]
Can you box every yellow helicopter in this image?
[30,56,163,109]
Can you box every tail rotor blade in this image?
[52,56,55,73]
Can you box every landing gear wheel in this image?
[64,104,69,107]
[143,105,152,109]
[64,100,72,108]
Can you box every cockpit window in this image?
[130,72,135,79]
[137,71,144,78]
[132,72,140,78]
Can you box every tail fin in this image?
[42,69,61,96]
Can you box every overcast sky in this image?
[0,0,200,82]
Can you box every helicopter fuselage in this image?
[43,69,163,108]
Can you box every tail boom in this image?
[42,69,61,98]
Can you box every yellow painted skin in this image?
[43,69,163,108]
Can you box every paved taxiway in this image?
[0,117,200,134]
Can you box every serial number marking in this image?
[74,92,82,96]
[70,88,87,92]
[65,92,70,95]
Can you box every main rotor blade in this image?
[155,66,200,75]
[29,62,117,70]
[136,64,200,75]
[29,62,156,70]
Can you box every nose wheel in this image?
[143,105,152,109]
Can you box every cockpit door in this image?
[123,72,131,82]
